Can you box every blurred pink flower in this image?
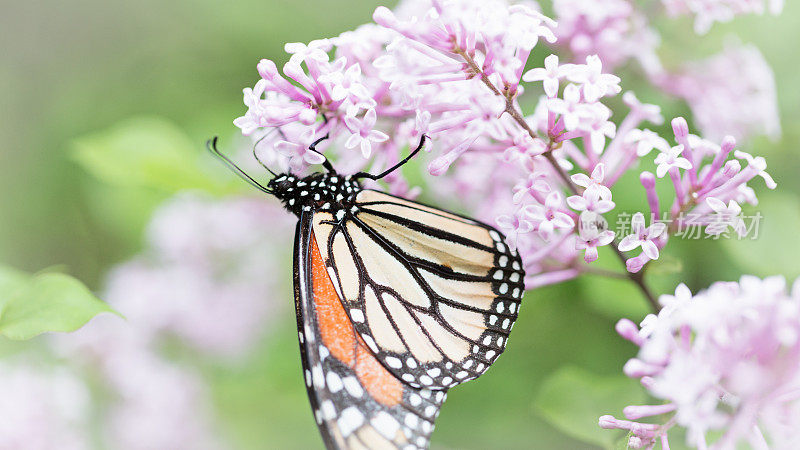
[602,276,800,449]
[661,0,784,34]
[658,42,781,142]
[0,363,90,450]
[106,193,292,357]
[104,347,226,450]
[552,0,662,73]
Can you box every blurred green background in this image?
[2,1,799,449]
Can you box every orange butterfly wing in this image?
[295,214,444,450]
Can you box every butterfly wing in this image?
[315,190,525,391]
[295,212,445,450]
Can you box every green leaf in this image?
[0,269,116,340]
[71,116,228,194]
[721,192,800,280]
[534,366,645,448]
[0,266,28,292]
[579,274,652,322]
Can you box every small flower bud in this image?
[372,6,399,28]
[640,171,656,188]
[616,319,643,345]
[623,404,677,420]
[671,117,689,139]
[598,415,623,429]
[623,358,661,378]
[723,160,741,177]
[720,135,736,156]
[257,59,279,80]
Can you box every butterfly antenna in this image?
[353,134,427,181]
[206,136,273,195]
[309,133,337,174]
[252,128,279,177]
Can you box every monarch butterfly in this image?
[208,134,525,449]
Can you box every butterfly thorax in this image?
[268,172,361,218]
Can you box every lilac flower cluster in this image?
[233,0,776,294]
[602,276,800,449]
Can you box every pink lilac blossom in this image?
[103,345,226,450]
[233,0,775,288]
[657,42,781,142]
[601,276,800,449]
[619,118,774,272]
[661,0,785,34]
[106,193,292,357]
[0,362,90,450]
[56,315,228,450]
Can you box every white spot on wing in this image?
[350,309,365,323]
[386,356,402,368]
[362,335,379,353]
[338,407,364,437]
[326,371,343,393]
[321,400,336,420]
[343,377,363,398]
[372,412,400,440]
[404,413,419,429]
[312,365,325,389]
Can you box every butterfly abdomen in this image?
[268,173,362,218]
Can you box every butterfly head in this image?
[267,172,362,217]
